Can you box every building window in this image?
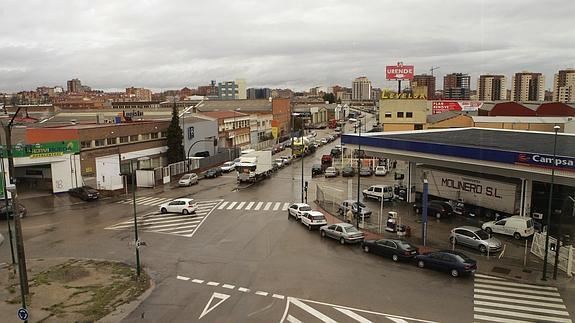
[414,124,424,130]
[151,132,159,139]
[406,112,413,118]
[384,112,392,118]
[94,139,105,147]
[160,132,167,138]
[106,138,117,145]
[130,135,139,142]
[141,133,150,140]
[81,140,92,149]
[397,112,404,118]
[119,136,129,143]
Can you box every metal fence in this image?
[531,232,574,277]
[315,183,345,221]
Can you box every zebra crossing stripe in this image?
[169,226,200,234]
[273,202,281,211]
[475,273,505,280]
[263,202,272,211]
[473,314,526,323]
[155,224,199,232]
[245,202,254,210]
[474,300,570,316]
[236,202,246,210]
[282,202,290,210]
[474,283,561,297]
[254,202,263,210]
[474,288,563,302]
[217,201,228,209]
[474,307,572,323]
[474,278,557,290]
[474,294,566,309]
[227,202,237,210]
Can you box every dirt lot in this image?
[0,258,150,322]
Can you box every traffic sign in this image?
[17,308,28,321]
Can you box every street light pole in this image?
[542,125,560,281]
[356,119,362,229]
[131,161,141,277]
[0,150,16,264]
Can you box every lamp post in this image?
[232,108,241,158]
[0,148,16,264]
[542,125,560,281]
[355,119,362,229]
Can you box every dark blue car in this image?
[415,250,477,277]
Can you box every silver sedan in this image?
[449,226,502,253]
[320,223,365,245]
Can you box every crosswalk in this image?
[116,197,292,212]
[474,273,572,323]
[106,200,221,238]
[216,201,290,211]
[116,196,175,206]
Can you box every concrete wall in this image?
[379,99,427,125]
[184,118,218,157]
[427,115,473,129]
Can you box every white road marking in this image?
[199,292,230,320]
[474,300,570,316]
[191,279,204,284]
[334,307,373,322]
[222,284,235,290]
[254,202,263,210]
[385,318,409,323]
[245,202,254,210]
[238,287,250,293]
[474,283,561,296]
[226,202,237,210]
[236,202,246,210]
[155,224,199,232]
[263,202,272,211]
[474,294,566,308]
[474,288,564,302]
[255,291,269,296]
[474,307,573,323]
[272,294,285,300]
[286,315,303,323]
[207,281,219,286]
[475,273,505,280]
[288,298,337,323]
[473,314,527,323]
[176,275,190,281]
[217,201,228,209]
[273,202,281,211]
[282,202,290,210]
[474,278,558,290]
[169,227,200,234]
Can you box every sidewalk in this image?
[314,201,574,288]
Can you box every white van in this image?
[362,185,394,202]
[301,211,327,230]
[482,216,535,239]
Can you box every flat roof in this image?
[367,128,575,157]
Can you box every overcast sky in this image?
[1,0,573,93]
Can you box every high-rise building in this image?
[352,77,372,101]
[553,68,575,102]
[478,75,506,101]
[443,73,470,100]
[511,72,545,102]
[67,78,83,93]
[412,74,436,99]
[247,88,271,100]
[218,79,246,100]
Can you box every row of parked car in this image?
[322,165,388,178]
[287,202,478,278]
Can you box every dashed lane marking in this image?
[218,201,228,209]
[226,201,237,210]
[254,202,263,210]
[263,202,272,211]
[236,202,246,210]
[245,202,254,210]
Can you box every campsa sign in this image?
[7,141,80,158]
[516,153,575,172]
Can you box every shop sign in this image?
[516,153,575,172]
[386,62,414,80]
[431,101,483,114]
[381,91,426,100]
[5,141,80,158]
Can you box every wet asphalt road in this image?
[1,114,573,322]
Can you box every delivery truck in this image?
[236,151,273,183]
[415,166,521,218]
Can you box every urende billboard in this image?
[431,101,483,114]
[386,63,414,81]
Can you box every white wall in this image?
[96,155,123,191]
[50,156,82,193]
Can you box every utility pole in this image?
[2,105,30,321]
[356,119,362,229]
[1,149,16,264]
[131,162,141,277]
[542,125,560,281]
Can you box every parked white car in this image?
[220,161,236,172]
[482,216,535,239]
[178,173,199,186]
[374,166,388,176]
[300,211,327,230]
[288,203,312,220]
[159,198,198,215]
[324,167,339,177]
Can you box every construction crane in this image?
[430,66,440,76]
